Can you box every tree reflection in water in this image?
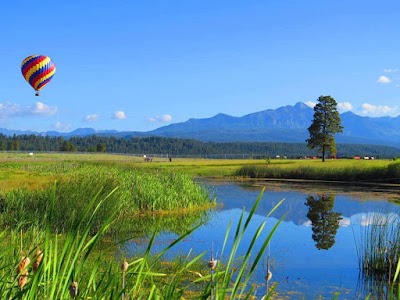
[305,195,342,250]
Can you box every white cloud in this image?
[113,111,127,120]
[350,213,399,227]
[0,101,57,120]
[84,114,99,122]
[161,114,172,122]
[339,217,351,227]
[377,75,391,84]
[33,102,57,115]
[304,100,398,117]
[337,102,353,112]
[384,68,398,73]
[305,101,316,108]
[149,114,173,123]
[53,121,71,131]
[359,103,399,117]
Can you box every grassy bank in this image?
[0,161,213,234]
[236,159,400,183]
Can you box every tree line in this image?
[0,133,399,159]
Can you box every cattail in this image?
[207,259,218,270]
[17,254,30,290]
[32,246,43,272]
[69,281,78,298]
[121,258,129,273]
[18,270,28,290]
[121,258,129,300]
[265,270,272,281]
[17,254,30,275]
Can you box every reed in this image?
[357,210,400,299]
[236,161,400,183]
[0,163,213,233]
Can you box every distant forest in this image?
[1,134,399,159]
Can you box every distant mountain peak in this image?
[294,102,311,109]
[215,112,231,117]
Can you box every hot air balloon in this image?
[21,55,56,96]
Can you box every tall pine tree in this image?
[306,95,343,162]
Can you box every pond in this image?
[126,180,400,299]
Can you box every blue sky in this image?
[1,0,400,132]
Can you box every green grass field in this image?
[1,152,399,184]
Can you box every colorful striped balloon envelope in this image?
[21,55,56,96]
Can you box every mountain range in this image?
[1,102,400,147]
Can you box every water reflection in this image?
[113,208,211,241]
[305,195,342,250]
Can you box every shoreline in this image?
[201,176,400,201]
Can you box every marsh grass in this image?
[237,160,400,183]
[0,162,213,233]
[357,211,400,299]
[2,153,398,182]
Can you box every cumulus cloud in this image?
[339,217,351,227]
[53,121,71,131]
[337,102,353,112]
[384,68,398,73]
[360,103,399,117]
[83,114,99,122]
[113,111,127,120]
[377,75,391,84]
[350,213,399,227]
[303,100,398,117]
[33,102,57,115]
[149,114,173,123]
[0,101,57,120]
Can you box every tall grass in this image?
[236,161,400,183]
[357,211,400,299]
[0,163,213,233]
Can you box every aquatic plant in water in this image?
[357,211,400,299]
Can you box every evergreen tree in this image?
[96,143,107,152]
[306,95,343,161]
[60,140,76,152]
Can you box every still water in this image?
[127,180,400,299]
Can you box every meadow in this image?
[1,151,399,181]
[0,152,399,299]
